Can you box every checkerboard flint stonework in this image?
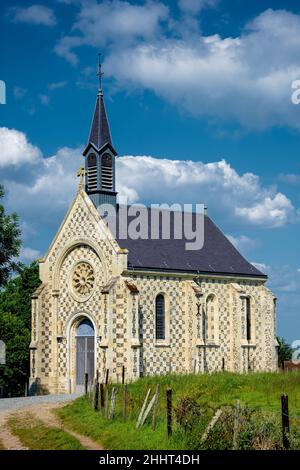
[29,189,278,394]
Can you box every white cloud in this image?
[0,128,298,244]
[20,247,41,263]
[55,0,169,65]
[226,234,258,254]
[0,128,41,168]
[8,4,57,27]
[251,262,270,272]
[117,156,297,228]
[55,4,300,130]
[235,193,294,228]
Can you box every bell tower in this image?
[83,57,117,210]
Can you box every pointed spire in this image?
[85,55,116,154]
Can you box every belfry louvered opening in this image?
[101,153,113,191]
[87,154,97,191]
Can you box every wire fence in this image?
[83,369,300,450]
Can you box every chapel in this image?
[29,68,278,394]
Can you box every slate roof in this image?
[86,91,115,153]
[114,207,266,278]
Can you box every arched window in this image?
[101,153,113,190]
[87,153,97,191]
[206,294,216,342]
[76,319,95,387]
[155,294,165,340]
[76,318,94,337]
[246,297,251,342]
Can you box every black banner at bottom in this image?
[0,450,295,467]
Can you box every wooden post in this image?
[122,366,125,385]
[152,385,159,430]
[232,400,240,450]
[105,387,109,418]
[201,409,222,443]
[94,382,99,411]
[222,357,225,372]
[85,373,88,395]
[105,369,109,385]
[140,393,157,428]
[109,387,117,420]
[123,384,127,421]
[100,383,105,414]
[24,381,28,397]
[281,394,290,449]
[136,388,151,429]
[166,388,172,437]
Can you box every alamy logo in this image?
[0,80,6,104]
[291,340,300,365]
[291,80,300,104]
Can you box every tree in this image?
[0,184,21,287]
[0,262,40,329]
[0,263,40,396]
[0,312,31,397]
[277,337,293,365]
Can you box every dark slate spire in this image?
[83,55,117,156]
[88,92,114,151]
[83,55,117,210]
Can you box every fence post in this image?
[166,388,172,437]
[105,387,109,418]
[222,358,225,372]
[136,388,151,429]
[232,400,240,450]
[123,384,127,421]
[85,373,88,395]
[152,385,159,430]
[281,394,290,449]
[94,382,99,411]
[109,387,118,420]
[105,369,109,385]
[201,409,223,443]
[100,383,105,414]
[122,366,125,385]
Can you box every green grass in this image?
[8,412,86,450]
[56,372,300,450]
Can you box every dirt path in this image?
[0,402,103,450]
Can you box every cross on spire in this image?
[97,53,104,95]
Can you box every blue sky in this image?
[0,0,300,341]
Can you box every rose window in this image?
[72,262,95,296]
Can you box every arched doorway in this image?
[76,318,95,391]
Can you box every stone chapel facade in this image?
[29,76,278,394]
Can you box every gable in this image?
[39,188,125,286]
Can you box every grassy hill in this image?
[56,372,300,450]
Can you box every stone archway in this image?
[75,318,95,392]
[67,314,97,393]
